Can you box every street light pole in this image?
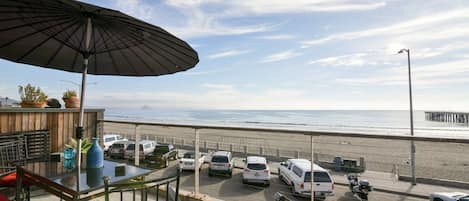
[398,48,416,185]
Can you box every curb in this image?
[333,182,429,200]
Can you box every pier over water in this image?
[425,111,469,124]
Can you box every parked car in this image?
[103,134,127,152]
[242,156,270,186]
[208,151,233,177]
[178,151,205,171]
[278,159,334,200]
[429,192,469,201]
[124,140,156,160]
[146,144,178,168]
[108,141,133,158]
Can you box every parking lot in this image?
[148,159,426,201]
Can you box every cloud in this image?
[256,34,295,40]
[208,49,252,59]
[112,0,155,20]
[220,1,386,16]
[335,59,469,86]
[260,50,303,63]
[301,8,469,48]
[309,53,368,67]
[162,0,277,38]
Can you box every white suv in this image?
[242,156,270,186]
[103,134,127,152]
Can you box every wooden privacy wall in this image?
[0,108,104,152]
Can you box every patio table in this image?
[15,160,153,201]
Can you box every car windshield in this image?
[154,146,169,155]
[126,144,142,151]
[112,144,124,148]
[247,163,266,170]
[183,152,195,159]
[211,156,228,163]
[104,137,114,142]
[304,172,332,182]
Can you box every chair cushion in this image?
[0,193,10,201]
[0,172,17,187]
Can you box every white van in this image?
[242,156,270,185]
[278,159,334,200]
[124,140,156,160]
[103,134,127,152]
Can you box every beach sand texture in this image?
[104,122,469,182]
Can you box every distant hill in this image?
[0,96,19,106]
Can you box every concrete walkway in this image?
[331,170,468,199]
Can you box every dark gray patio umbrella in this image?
[0,0,198,191]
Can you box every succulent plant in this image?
[18,84,48,103]
[62,89,78,99]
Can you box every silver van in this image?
[124,140,156,160]
[109,141,133,159]
[208,151,233,177]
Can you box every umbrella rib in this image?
[0,14,68,22]
[95,22,177,72]
[45,20,83,66]
[123,30,193,69]
[106,28,173,74]
[100,27,146,75]
[71,25,87,72]
[0,14,72,32]
[102,19,198,65]
[101,15,197,54]
[15,19,80,62]
[95,26,120,74]
[0,17,75,49]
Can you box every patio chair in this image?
[0,140,29,200]
[103,173,180,201]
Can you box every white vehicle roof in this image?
[288,159,327,172]
[212,151,231,157]
[104,134,121,137]
[246,156,267,164]
[113,140,133,145]
[138,140,155,144]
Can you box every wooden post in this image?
[134,124,140,166]
[194,129,200,195]
[310,135,314,201]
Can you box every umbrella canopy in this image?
[0,0,198,75]
[0,0,198,193]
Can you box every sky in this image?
[1,0,469,110]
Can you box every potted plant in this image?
[18,84,48,108]
[62,89,80,108]
[65,138,92,168]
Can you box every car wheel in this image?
[229,171,232,178]
[208,171,213,177]
[291,183,297,196]
[242,178,247,184]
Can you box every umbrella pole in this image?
[76,17,93,193]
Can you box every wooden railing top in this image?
[102,119,469,144]
[0,108,105,113]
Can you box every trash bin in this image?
[333,156,343,171]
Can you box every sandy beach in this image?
[104,121,469,182]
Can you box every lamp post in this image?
[398,48,416,185]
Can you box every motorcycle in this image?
[347,174,373,200]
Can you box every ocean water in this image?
[104,109,469,139]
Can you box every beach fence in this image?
[102,120,469,186]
